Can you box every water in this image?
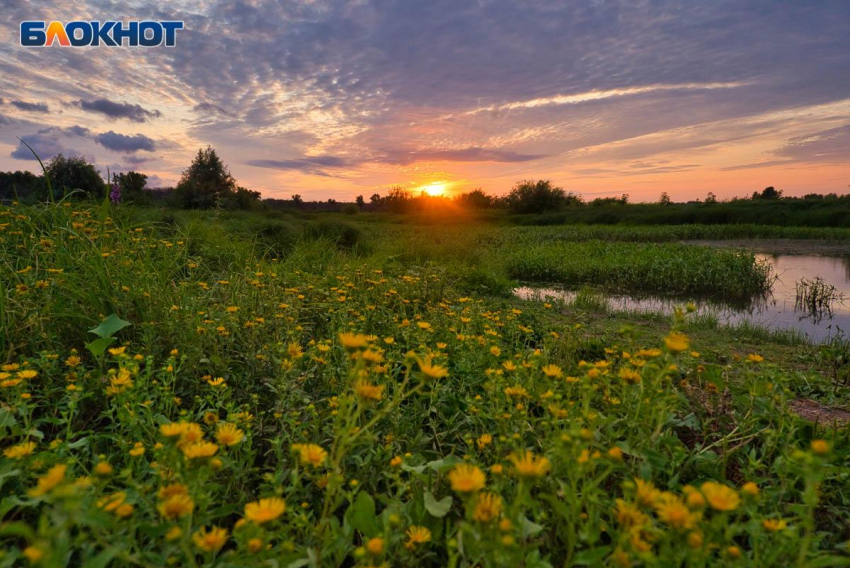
[514,254,850,342]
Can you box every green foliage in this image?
[505,179,582,214]
[173,146,259,210]
[2,202,850,567]
[42,154,105,200]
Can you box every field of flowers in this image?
[1,202,849,567]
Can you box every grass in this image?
[2,202,850,567]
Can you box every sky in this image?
[0,0,849,202]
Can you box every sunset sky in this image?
[1,1,849,202]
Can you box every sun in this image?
[423,182,447,196]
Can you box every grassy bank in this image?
[2,202,850,567]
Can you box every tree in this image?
[659,192,672,206]
[113,171,148,204]
[41,154,105,200]
[291,194,303,207]
[752,186,782,200]
[455,188,494,209]
[705,192,717,204]
[355,195,365,208]
[173,146,237,209]
[369,193,383,206]
[505,180,578,214]
[383,187,413,213]
[0,170,41,201]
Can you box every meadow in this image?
[2,201,850,567]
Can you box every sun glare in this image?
[423,182,447,196]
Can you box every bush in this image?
[43,154,105,200]
[505,179,581,214]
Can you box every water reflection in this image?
[515,254,850,343]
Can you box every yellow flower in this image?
[608,447,623,460]
[244,497,286,524]
[741,481,759,497]
[811,439,830,455]
[115,503,134,518]
[158,493,194,520]
[94,461,113,476]
[129,442,145,457]
[166,527,183,541]
[653,493,697,530]
[339,332,369,350]
[504,385,529,399]
[763,518,787,532]
[23,545,45,563]
[354,379,384,401]
[108,347,126,356]
[215,423,244,446]
[405,526,432,549]
[17,369,38,380]
[448,464,486,493]
[634,479,659,508]
[4,441,36,459]
[192,526,228,552]
[541,364,562,378]
[29,464,67,497]
[700,481,740,511]
[664,332,689,353]
[615,499,648,529]
[747,353,764,363]
[65,355,81,367]
[181,441,219,460]
[618,368,641,384]
[476,434,493,449]
[418,358,449,380]
[98,491,126,512]
[366,537,384,555]
[292,444,328,467]
[390,455,403,467]
[473,492,504,523]
[508,451,551,479]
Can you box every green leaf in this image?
[519,514,545,539]
[0,408,17,431]
[85,337,116,358]
[427,455,463,473]
[89,314,131,339]
[346,491,380,537]
[423,491,453,518]
[400,463,427,474]
[82,547,120,568]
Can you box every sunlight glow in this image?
[422,182,448,196]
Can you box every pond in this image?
[515,254,850,342]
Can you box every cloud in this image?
[9,100,49,113]
[193,102,232,116]
[144,175,167,188]
[94,131,156,153]
[74,99,162,122]
[10,126,90,161]
[246,156,349,176]
[775,123,850,163]
[383,147,545,165]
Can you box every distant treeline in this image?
[2,147,849,227]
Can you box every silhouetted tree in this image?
[705,192,717,204]
[174,146,237,209]
[0,170,40,201]
[42,154,105,200]
[752,186,782,200]
[455,188,494,209]
[659,192,672,206]
[355,195,365,208]
[505,180,578,214]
